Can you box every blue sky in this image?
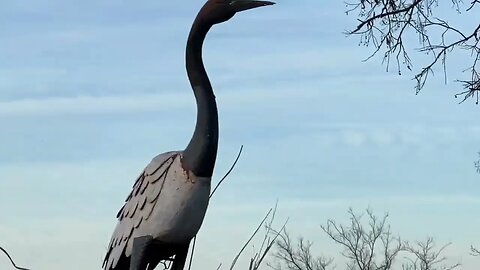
[0,1,479,269]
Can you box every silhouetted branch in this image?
[346,0,480,103]
[471,245,480,256]
[0,245,30,270]
[230,208,272,270]
[272,209,467,270]
[320,208,403,270]
[402,238,460,270]
[229,204,288,270]
[248,202,281,270]
[270,230,334,270]
[210,145,244,198]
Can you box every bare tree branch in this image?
[271,230,334,270]
[229,204,288,270]
[471,245,480,256]
[346,0,480,103]
[320,208,403,270]
[230,208,273,270]
[0,245,30,270]
[403,238,460,270]
[210,145,244,199]
[272,209,471,270]
[249,202,289,270]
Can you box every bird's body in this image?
[103,152,211,270]
[103,1,274,269]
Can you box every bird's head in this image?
[198,0,275,25]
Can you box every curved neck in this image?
[182,17,219,178]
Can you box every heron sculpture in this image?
[103,1,274,270]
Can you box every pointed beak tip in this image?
[259,1,275,7]
[231,0,276,12]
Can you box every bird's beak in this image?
[229,0,275,12]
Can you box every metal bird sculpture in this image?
[103,1,274,270]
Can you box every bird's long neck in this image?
[182,17,218,178]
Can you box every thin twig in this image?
[252,218,289,270]
[210,145,244,199]
[183,146,242,270]
[0,245,30,270]
[345,0,480,102]
[471,245,480,256]
[348,0,423,34]
[250,201,289,270]
[229,208,272,270]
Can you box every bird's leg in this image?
[130,236,153,270]
[170,244,189,270]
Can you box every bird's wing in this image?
[103,151,180,270]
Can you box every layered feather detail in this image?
[103,151,211,270]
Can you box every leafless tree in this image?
[346,0,480,103]
[402,238,460,270]
[270,231,334,270]
[273,209,462,270]
[320,208,403,270]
